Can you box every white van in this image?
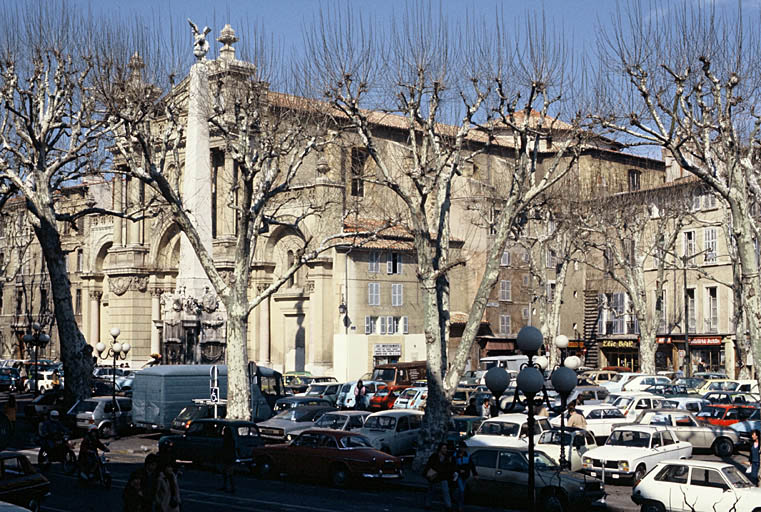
[479,355,529,373]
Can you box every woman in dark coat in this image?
[748,429,760,485]
[218,425,236,492]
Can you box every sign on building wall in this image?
[373,343,402,357]
[601,340,638,349]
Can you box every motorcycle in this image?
[38,435,77,474]
[79,452,112,489]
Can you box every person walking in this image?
[354,380,367,410]
[481,398,491,419]
[452,442,477,512]
[140,453,160,512]
[218,425,236,493]
[4,394,16,439]
[566,401,587,428]
[747,430,760,485]
[122,471,143,512]
[154,461,181,512]
[424,443,454,511]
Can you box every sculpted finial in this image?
[188,19,211,60]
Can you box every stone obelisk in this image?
[177,20,213,298]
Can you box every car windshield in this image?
[478,422,520,437]
[339,383,352,394]
[723,466,754,488]
[534,451,558,470]
[274,408,316,422]
[375,387,390,397]
[399,389,418,400]
[696,406,724,419]
[538,431,574,445]
[613,397,633,408]
[71,400,98,414]
[176,406,203,421]
[675,378,705,388]
[363,416,396,430]
[453,391,468,401]
[372,369,396,382]
[340,435,373,448]
[606,430,651,448]
[610,374,625,382]
[315,414,348,429]
[307,385,327,395]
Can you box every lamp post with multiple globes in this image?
[22,322,50,396]
[95,327,130,437]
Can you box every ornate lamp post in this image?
[555,334,569,364]
[551,366,578,469]
[95,327,130,437]
[492,326,578,512]
[22,322,51,396]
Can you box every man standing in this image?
[423,443,454,511]
[566,401,587,428]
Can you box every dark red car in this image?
[696,404,757,426]
[251,429,402,487]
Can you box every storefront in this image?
[656,335,726,373]
[599,339,639,371]
[372,343,401,367]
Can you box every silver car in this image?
[257,405,335,443]
[68,396,132,438]
[630,408,739,457]
[357,410,423,456]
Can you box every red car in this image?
[251,429,402,487]
[368,385,407,411]
[696,404,757,426]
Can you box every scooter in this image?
[79,451,112,489]
[37,435,77,474]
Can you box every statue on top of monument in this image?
[188,19,211,60]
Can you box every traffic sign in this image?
[210,386,220,403]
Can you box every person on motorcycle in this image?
[38,410,68,453]
[78,426,109,479]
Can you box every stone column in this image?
[89,291,102,345]
[151,289,163,356]
[113,178,123,247]
[258,284,271,366]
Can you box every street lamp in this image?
[22,322,50,396]
[95,327,130,437]
[555,334,569,363]
[551,366,578,469]
[494,326,578,512]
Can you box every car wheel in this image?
[37,448,51,472]
[633,464,647,483]
[538,490,565,512]
[27,499,40,512]
[713,438,734,457]
[640,500,665,512]
[98,423,113,439]
[330,464,350,488]
[256,457,274,479]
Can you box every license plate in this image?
[590,472,597,477]
[612,474,619,479]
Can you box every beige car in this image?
[581,370,618,386]
[630,408,739,457]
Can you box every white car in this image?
[633,459,761,512]
[621,375,672,392]
[611,392,663,418]
[392,386,427,410]
[335,380,384,409]
[466,413,552,448]
[536,427,598,471]
[24,370,62,392]
[357,410,423,456]
[603,372,644,393]
[550,404,629,441]
[663,397,708,414]
[581,425,692,483]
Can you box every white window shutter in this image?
[380,316,387,335]
[388,316,395,334]
[365,316,371,334]
[398,254,403,274]
[387,254,393,274]
[368,283,373,305]
[399,284,404,305]
[403,316,409,334]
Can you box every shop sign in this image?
[689,337,722,346]
[601,340,638,349]
[373,343,402,356]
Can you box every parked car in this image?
[257,405,335,443]
[644,384,689,397]
[730,408,761,447]
[451,387,472,414]
[0,453,49,511]
[285,376,337,395]
[446,416,483,444]
[696,379,740,395]
[458,370,485,387]
[23,391,67,420]
[24,371,61,393]
[368,385,406,411]
[273,396,332,413]
[68,396,132,438]
[283,371,312,387]
[579,370,619,386]
[536,427,598,471]
[466,445,605,510]
[252,429,402,486]
[702,391,759,405]
[159,419,263,467]
[392,386,427,410]
[696,404,758,427]
[611,392,664,418]
[673,377,707,394]
[170,400,227,434]
[602,372,645,393]
[304,382,342,406]
[581,425,693,483]
[550,386,609,412]
[621,375,672,393]
[285,410,370,441]
[736,380,760,395]
[92,366,133,380]
[632,459,761,512]
[0,368,20,392]
[629,408,739,457]
[357,410,423,456]
[663,397,708,414]
[336,380,384,409]
[467,413,552,448]
[550,404,629,442]
[693,372,729,380]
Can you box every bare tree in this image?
[595,2,761,383]
[306,6,588,461]
[0,3,109,400]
